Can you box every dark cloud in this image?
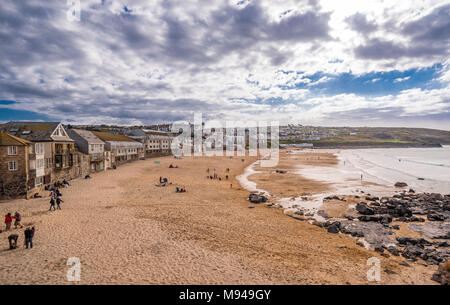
[354,4,450,60]
[345,13,378,34]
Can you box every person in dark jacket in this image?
[24,227,34,249]
[56,197,63,210]
[8,234,18,249]
[49,197,56,211]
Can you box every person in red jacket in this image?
[4,213,12,231]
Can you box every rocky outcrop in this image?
[249,193,268,204]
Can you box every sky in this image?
[0,0,449,129]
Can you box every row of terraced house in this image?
[0,122,175,200]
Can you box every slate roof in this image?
[69,129,105,144]
[91,131,139,143]
[0,132,32,146]
[0,121,72,142]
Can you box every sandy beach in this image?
[0,152,438,284]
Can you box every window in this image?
[8,146,17,155]
[37,159,45,169]
[35,143,44,154]
[35,176,43,186]
[45,158,53,169]
[8,161,17,171]
[90,144,95,152]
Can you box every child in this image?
[4,213,12,231]
[49,197,56,211]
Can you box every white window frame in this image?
[8,146,17,155]
[37,159,45,169]
[35,143,44,155]
[8,161,18,171]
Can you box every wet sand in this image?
[0,153,436,284]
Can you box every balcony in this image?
[90,153,104,162]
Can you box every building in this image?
[145,130,173,155]
[125,129,174,157]
[67,129,106,172]
[0,122,88,185]
[0,132,36,199]
[91,131,144,167]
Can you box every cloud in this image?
[0,0,448,129]
[354,4,450,61]
[345,12,378,34]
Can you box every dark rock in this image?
[427,212,446,221]
[387,246,400,256]
[327,223,340,234]
[402,245,424,260]
[391,225,400,230]
[409,216,425,222]
[374,246,384,253]
[249,193,268,204]
[399,261,410,267]
[356,203,375,215]
[433,241,449,247]
[380,215,393,224]
[358,215,381,222]
[343,214,355,221]
[396,237,432,246]
[395,182,408,188]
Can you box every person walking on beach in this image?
[361,173,363,181]
[49,197,56,211]
[24,227,34,249]
[13,212,22,229]
[56,197,63,210]
[5,213,12,231]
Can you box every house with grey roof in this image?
[0,122,89,185]
[67,129,107,172]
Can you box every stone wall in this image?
[0,145,28,199]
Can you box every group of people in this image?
[168,164,179,168]
[49,187,64,211]
[206,168,229,181]
[3,211,34,250]
[4,211,22,232]
[46,179,70,189]
[7,227,35,250]
[175,186,186,193]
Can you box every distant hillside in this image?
[280,127,450,148]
